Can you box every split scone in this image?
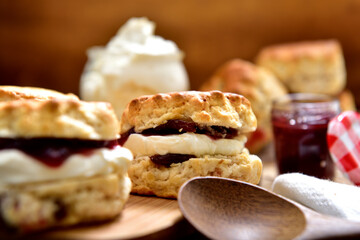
[200,59,287,153]
[256,39,346,95]
[0,99,132,233]
[120,91,262,198]
[0,85,78,101]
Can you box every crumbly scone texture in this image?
[0,86,78,102]
[200,59,287,152]
[128,149,262,198]
[0,174,131,233]
[256,40,346,95]
[120,91,257,133]
[0,99,119,140]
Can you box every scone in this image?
[338,89,357,111]
[256,40,346,95]
[80,17,189,120]
[120,91,262,198]
[0,85,78,101]
[200,59,287,153]
[0,99,132,233]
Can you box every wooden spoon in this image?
[178,176,360,240]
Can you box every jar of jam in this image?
[271,93,340,179]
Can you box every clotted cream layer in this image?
[123,133,247,157]
[0,146,133,184]
[80,17,189,119]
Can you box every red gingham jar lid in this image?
[327,111,360,186]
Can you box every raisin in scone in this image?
[120,91,262,198]
[0,99,132,233]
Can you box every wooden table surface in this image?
[23,144,351,240]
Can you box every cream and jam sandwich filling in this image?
[120,91,262,198]
[0,99,132,233]
[120,119,247,166]
[0,138,131,184]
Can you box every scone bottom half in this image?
[0,99,133,233]
[120,91,262,198]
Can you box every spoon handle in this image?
[298,206,360,239]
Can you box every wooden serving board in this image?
[37,196,182,240]
[21,144,351,239]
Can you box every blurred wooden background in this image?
[0,0,359,108]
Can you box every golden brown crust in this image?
[120,91,257,133]
[0,99,119,140]
[256,40,341,61]
[256,40,346,95]
[129,149,262,198]
[200,59,287,152]
[0,86,78,102]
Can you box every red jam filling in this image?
[0,138,119,168]
[119,120,238,146]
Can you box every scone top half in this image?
[0,99,118,140]
[120,91,257,161]
[0,99,132,185]
[121,90,257,134]
[0,85,79,102]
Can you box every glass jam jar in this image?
[271,93,340,179]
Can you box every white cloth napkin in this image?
[272,173,360,222]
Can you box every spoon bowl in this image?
[178,177,360,240]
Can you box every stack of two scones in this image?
[0,86,133,232]
[120,90,262,198]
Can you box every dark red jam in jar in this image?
[271,93,340,179]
